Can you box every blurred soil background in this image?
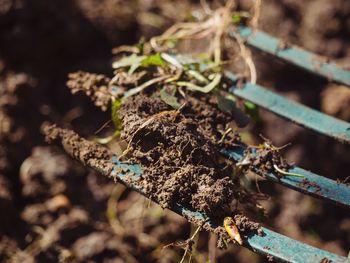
[0,0,349,262]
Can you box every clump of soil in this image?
[67,71,112,111]
[43,124,114,177]
[118,94,243,219]
[321,84,350,121]
[19,146,71,199]
[233,214,263,236]
[298,178,321,194]
[243,142,290,176]
[215,214,263,248]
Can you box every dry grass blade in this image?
[123,75,171,98]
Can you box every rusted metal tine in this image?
[233,26,350,86]
[225,72,350,144]
[110,156,349,263]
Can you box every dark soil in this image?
[42,119,264,249]
[43,124,114,177]
[67,71,112,112]
[244,143,290,177]
[118,94,242,218]
[1,0,350,262]
[298,179,322,194]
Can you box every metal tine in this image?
[232,26,350,86]
[109,156,348,263]
[49,128,348,262]
[225,72,350,144]
[244,228,348,263]
[222,147,350,208]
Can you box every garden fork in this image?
[55,26,350,262]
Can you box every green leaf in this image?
[244,101,261,122]
[160,88,181,109]
[112,54,146,74]
[231,11,250,24]
[141,53,166,67]
[176,73,222,93]
[232,14,242,23]
[112,53,167,75]
[111,98,123,136]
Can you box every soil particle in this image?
[300,0,350,57]
[118,94,241,219]
[73,232,112,260]
[337,176,350,186]
[0,174,17,231]
[233,214,263,236]
[0,72,36,143]
[320,257,332,263]
[321,84,350,121]
[42,124,114,177]
[46,194,71,212]
[72,232,134,262]
[67,71,112,111]
[34,208,89,251]
[244,143,289,177]
[21,203,53,225]
[75,0,137,43]
[180,95,242,146]
[298,179,321,194]
[267,255,274,261]
[0,174,12,202]
[214,214,262,248]
[19,147,71,198]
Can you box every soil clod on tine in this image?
[118,94,241,219]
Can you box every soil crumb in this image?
[234,214,263,236]
[320,257,332,263]
[42,124,114,177]
[67,71,112,111]
[244,141,290,177]
[298,179,321,194]
[321,84,350,121]
[118,94,243,219]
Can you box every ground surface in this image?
[0,0,350,262]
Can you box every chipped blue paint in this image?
[226,72,350,144]
[109,154,349,263]
[111,155,142,178]
[222,146,350,208]
[234,26,350,86]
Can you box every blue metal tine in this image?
[234,26,350,86]
[226,72,350,144]
[222,146,350,208]
[110,156,349,263]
